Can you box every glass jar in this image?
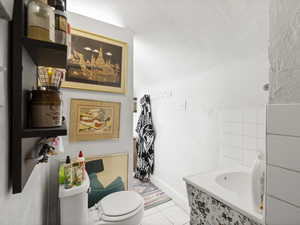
[27,0,55,42]
[51,0,67,45]
[31,89,62,128]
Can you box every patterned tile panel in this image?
[187,184,262,225]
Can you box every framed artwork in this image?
[85,153,128,190]
[69,99,121,142]
[62,28,128,94]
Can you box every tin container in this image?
[31,89,62,128]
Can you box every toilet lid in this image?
[101,191,144,217]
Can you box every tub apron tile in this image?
[187,184,262,225]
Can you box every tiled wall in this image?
[219,107,266,168]
[266,104,300,225]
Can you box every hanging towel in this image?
[135,95,155,182]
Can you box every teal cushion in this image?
[88,176,125,208]
[89,173,104,190]
[106,176,125,190]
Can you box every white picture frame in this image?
[0,0,13,21]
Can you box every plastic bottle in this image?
[251,153,265,213]
[72,160,81,186]
[64,156,73,189]
[78,151,85,180]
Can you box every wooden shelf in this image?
[10,2,68,194]
[22,122,67,138]
[23,37,67,68]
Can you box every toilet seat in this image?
[89,191,144,224]
[101,191,144,222]
[101,191,143,218]
[102,203,144,222]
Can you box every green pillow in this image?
[106,176,125,190]
[89,173,104,190]
[88,176,125,208]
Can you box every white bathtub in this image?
[184,167,264,224]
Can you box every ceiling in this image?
[68,0,269,86]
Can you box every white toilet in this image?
[59,174,144,225]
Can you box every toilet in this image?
[59,174,144,225]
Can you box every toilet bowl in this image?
[59,173,144,225]
[89,191,144,225]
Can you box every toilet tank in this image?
[59,172,90,225]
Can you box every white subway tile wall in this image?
[219,107,266,168]
[266,104,300,225]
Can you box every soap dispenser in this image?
[251,152,265,213]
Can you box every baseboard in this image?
[151,175,190,214]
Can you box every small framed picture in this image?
[69,99,121,142]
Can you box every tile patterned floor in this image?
[142,200,190,225]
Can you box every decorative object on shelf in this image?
[38,66,65,89]
[30,89,62,128]
[62,28,128,94]
[37,137,64,163]
[49,0,67,45]
[69,99,121,142]
[0,0,14,20]
[85,153,128,208]
[27,0,55,42]
[49,136,64,154]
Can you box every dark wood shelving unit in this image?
[10,0,68,194]
[22,122,67,138]
[23,37,67,68]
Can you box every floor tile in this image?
[144,206,160,217]
[142,212,173,225]
[160,205,189,225]
[156,200,175,211]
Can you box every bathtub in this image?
[183,167,264,225]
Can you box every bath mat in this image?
[133,178,172,210]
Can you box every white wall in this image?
[0,12,134,225]
[135,53,269,209]
[134,1,269,210]
[61,12,133,172]
[0,19,49,225]
[47,12,134,224]
[269,0,300,104]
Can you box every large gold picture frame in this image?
[86,153,129,190]
[69,99,121,142]
[62,28,128,94]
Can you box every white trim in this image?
[151,175,190,214]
